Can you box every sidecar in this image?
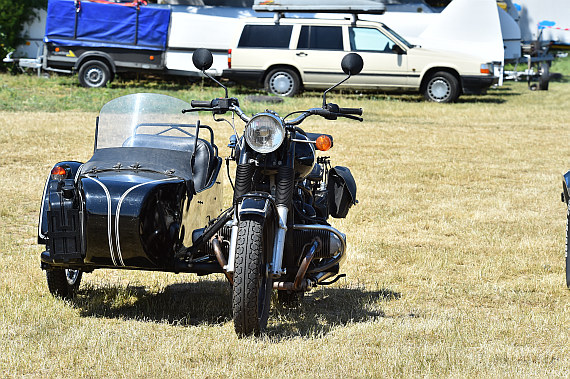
[39,93,224,296]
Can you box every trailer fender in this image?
[75,52,116,75]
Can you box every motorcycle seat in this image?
[121,134,217,191]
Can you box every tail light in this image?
[50,166,68,181]
[228,49,232,69]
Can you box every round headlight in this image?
[244,113,285,154]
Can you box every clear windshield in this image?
[96,93,198,150]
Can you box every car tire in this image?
[46,268,82,298]
[264,68,301,97]
[538,62,550,91]
[78,60,111,88]
[232,216,273,337]
[423,71,460,103]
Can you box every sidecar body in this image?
[38,93,223,274]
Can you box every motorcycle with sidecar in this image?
[39,49,364,336]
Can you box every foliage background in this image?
[0,0,47,71]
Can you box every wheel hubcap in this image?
[65,269,79,285]
[85,67,104,86]
[270,72,293,96]
[429,79,450,101]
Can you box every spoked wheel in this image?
[566,204,570,289]
[564,206,570,288]
[46,268,82,298]
[232,216,273,337]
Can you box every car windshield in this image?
[382,24,414,49]
[96,93,198,150]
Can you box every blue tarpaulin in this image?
[45,0,170,50]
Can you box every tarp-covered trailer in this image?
[43,0,170,87]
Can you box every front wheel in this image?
[566,204,570,288]
[46,268,82,298]
[232,217,273,337]
[264,68,301,97]
[423,71,460,103]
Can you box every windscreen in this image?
[96,93,198,150]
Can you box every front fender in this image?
[38,161,83,244]
[237,193,275,220]
[563,171,570,205]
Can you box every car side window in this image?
[297,26,343,50]
[349,27,395,53]
[238,25,293,48]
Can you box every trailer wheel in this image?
[78,60,111,88]
[538,63,550,91]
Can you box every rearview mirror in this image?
[192,48,213,71]
[341,53,364,76]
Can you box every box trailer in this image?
[4,0,257,87]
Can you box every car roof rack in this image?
[253,0,386,24]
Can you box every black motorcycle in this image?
[39,48,364,336]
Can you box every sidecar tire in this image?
[46,268,82,298]
[566,204,570,288]
[232,217,273,337]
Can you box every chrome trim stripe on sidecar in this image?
[115,178,178,266]
[85,175,117,266]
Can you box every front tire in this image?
[46,268,82,298]
[423,71,460,103]
[232,217,273,336]
[78,60,111,88]
[564,205,570,288]
[264,67,301,97]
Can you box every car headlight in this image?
[244,113,285,154]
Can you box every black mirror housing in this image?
[341,53,364,76]
[392,45,406,55]
[192,48,214,71]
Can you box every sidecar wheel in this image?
[566,204,570,288]
[46,268,82,299]
[232,217,273,337]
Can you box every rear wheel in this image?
[264,68,301,97]
[423,71,460,103]
[232,217,273,337]
[46,268,82,298]
[78,60,111,88]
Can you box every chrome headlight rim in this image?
[244,113,285,154]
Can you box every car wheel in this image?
[538,62,550,91]
[264,68,301,97]
[46,268,82,298]
[232,216,273,337]
[423,71,460,103]
[78,60,111,88]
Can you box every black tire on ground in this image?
[78,60,111,88]
[46,268,82,298]
[232,217,273,337]
[566,204,570,288]
[423,71,460,103]
[264,67,301,97]
[538,62,550,91]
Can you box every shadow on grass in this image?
[71,279,400,337]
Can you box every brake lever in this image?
[338,114,363,122]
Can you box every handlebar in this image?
[190,100,213,108]
[338,107,363,116]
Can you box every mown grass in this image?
[0,73,569,377]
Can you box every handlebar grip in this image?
[191,100,213,107]
[338,107,363,116]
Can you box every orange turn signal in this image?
[50,166,67,180]
[149,55,154,61]
[315,135,332,151]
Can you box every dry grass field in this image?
[1,74,569,377]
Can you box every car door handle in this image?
[296,52,307,57]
